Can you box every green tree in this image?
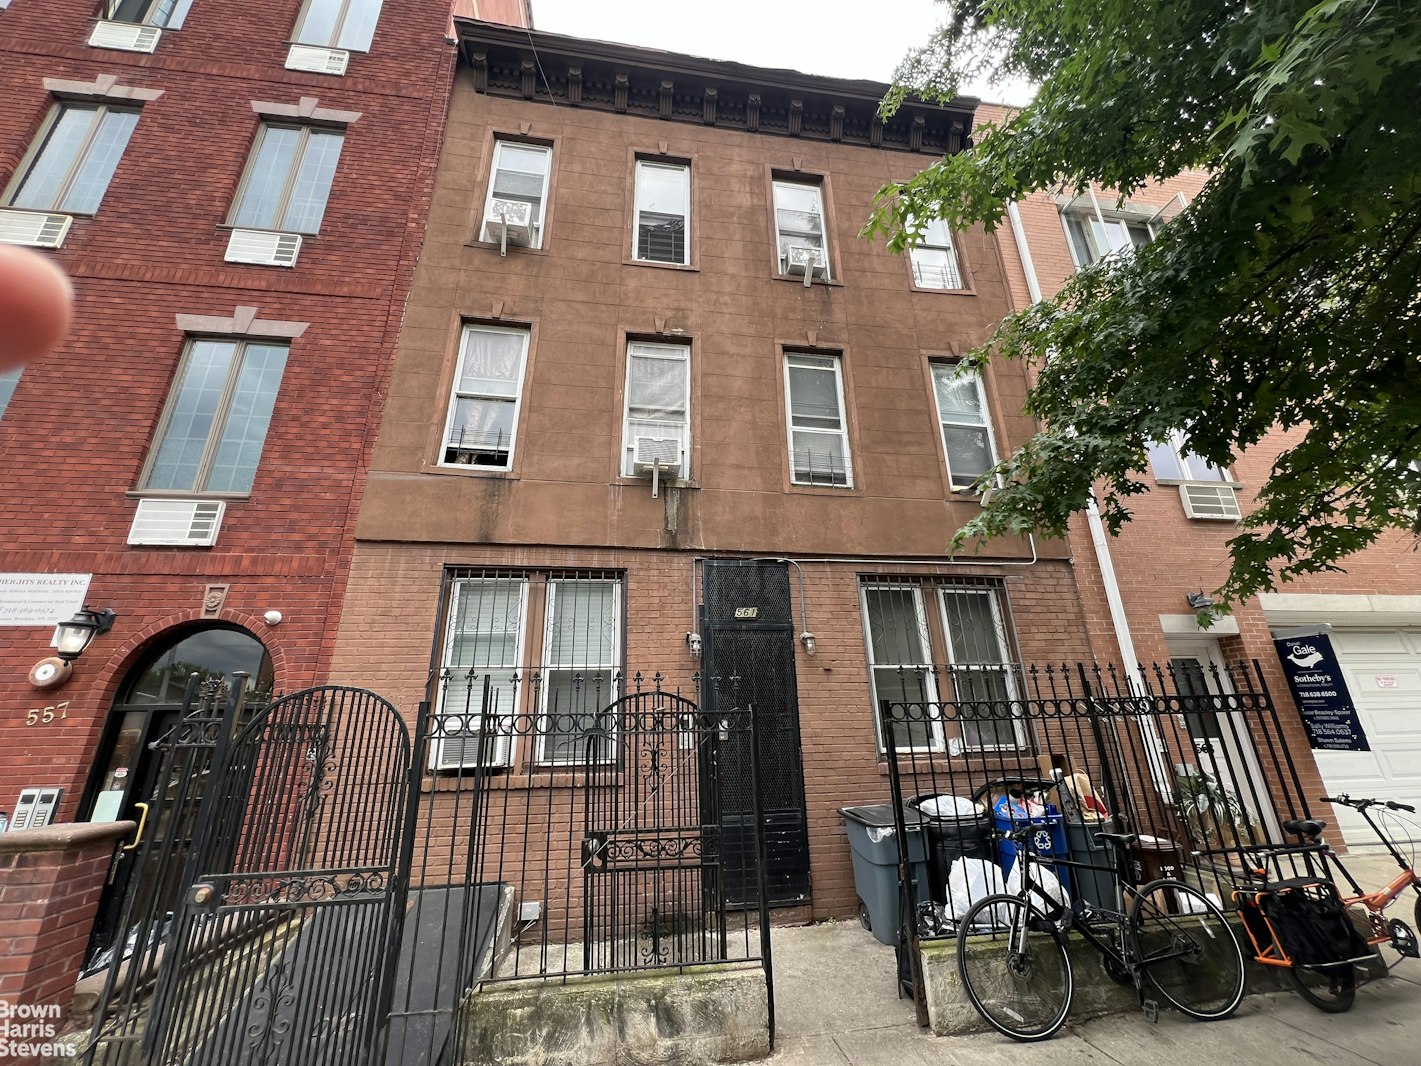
[867,1,1421,616]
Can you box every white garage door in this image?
[1313,628,1421,847]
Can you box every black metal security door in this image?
[700,559,811,905]
[143,686,414,1066]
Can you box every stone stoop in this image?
[456,961,771,1065]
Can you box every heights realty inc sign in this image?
[1272,634,1371,752]
[0,573,91,627]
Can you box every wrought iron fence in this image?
[879,660,1314,953]
[381,668,772,1066]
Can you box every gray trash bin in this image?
[1065,819,1118,914]
[840,804,929,946]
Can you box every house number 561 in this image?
[25,702,69,726]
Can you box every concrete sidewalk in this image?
[766,915,1421,1066]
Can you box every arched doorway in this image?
[81,625,272,964]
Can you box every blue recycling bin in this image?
[993,798,1071,899]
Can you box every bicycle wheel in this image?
[956,894,1073,1042]
[1128,880,1245,1020]
[1287,962,1356,1012]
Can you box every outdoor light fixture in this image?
[799,631,816,656]
[53,607,117,663]
[686,632,702,658]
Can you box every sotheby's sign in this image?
[1272,634,1371,751]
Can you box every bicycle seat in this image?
[1094,831,1139,847]
[1283,818,1326,838]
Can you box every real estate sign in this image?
[0,573,92,626]
[1272,634,1371,751]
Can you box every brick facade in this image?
[328,26,1100,921]
[0,0,457,822]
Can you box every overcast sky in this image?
[529,0,1034,106]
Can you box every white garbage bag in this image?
[946,857,1008,924]
[1004,856,1071,919]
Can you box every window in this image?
[773,179,829,278]
[441,325,529,469]
[436,572,623,769]
[621,342,690,477]
[862,584,940,752]
[101,0,189,27]
[1147,431,1232,482]
[292,0,383,50]
[859,579,1022,753]
[5,104,139,215]
[140,339,289,494]
[1062,211,1151,268]
[0,368,20,421]
[939,588,1022,749]
[639,160,693,267]
[632,160,690,264]
[785,353,851,487]
[437,577,527,768]
[539,578,620,764]
[480,140,551,249]
[230,124,345,234]
[931,362,997,492]
[909,218,964,289]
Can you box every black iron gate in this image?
[579,688,748,970]
[700,559,811,905]
[136,686,414,1066]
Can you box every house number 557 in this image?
[25,702,69,726]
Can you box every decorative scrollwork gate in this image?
[579,688,754,972]
[141,686,414,1066]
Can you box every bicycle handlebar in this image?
[1321,794,1417,814]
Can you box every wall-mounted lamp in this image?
[686,632,702,659]
[799,631,816,656]
[53,606,117,663]
[1185,591,1215,611]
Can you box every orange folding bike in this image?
[1233,794,1420,1012]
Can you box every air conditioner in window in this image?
[88,20,162,52]
[786,245,828,286]
[225,229,302,267]
[285,44,350,75]
[128,499,226,546]
[429,716,512,770]
[633,436,684,477]
[0,209,72,249]
[1179,483,1242,521]
[486,198,533,252]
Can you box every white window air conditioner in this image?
[225,229,302,267]
[633,435,684,477]
[128,499,226,546]
[429,715,511,770]
[285,44,350,75]
[1179,483,1242,521]
[786,245,828,286]
[486,198,533,252]
[88,20,162,53]
[0,209,72,249]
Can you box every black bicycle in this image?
[955,825,1246,1041]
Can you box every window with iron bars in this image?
[859,578,1024,754]
[434,569,625,770]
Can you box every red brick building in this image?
[0,0,539,963]
[325,21,1102,920]
[981,102,1421,844]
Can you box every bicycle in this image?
[1234,795,1420,1012]
[955,824,1246,1042]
